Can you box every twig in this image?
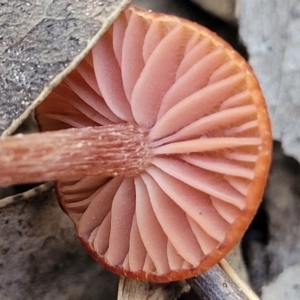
[187,263,249,300]
[0,182,54,208]
[117,277,190,300]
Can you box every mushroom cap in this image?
[36,6,272,282]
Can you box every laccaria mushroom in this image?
[0,6,271,282]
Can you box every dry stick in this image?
[0,182,54,208]
[187,263,249,300]
[117,259,259,300]
[117,277,190,300]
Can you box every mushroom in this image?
[0,6,272,282]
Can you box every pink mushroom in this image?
[0,6,272,282]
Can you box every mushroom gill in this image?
[2,6,272,282]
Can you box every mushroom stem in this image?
[0,124,151,186]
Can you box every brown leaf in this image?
[0,0,131,136]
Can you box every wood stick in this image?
[117,277,190,300]
[187,263,249,300]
